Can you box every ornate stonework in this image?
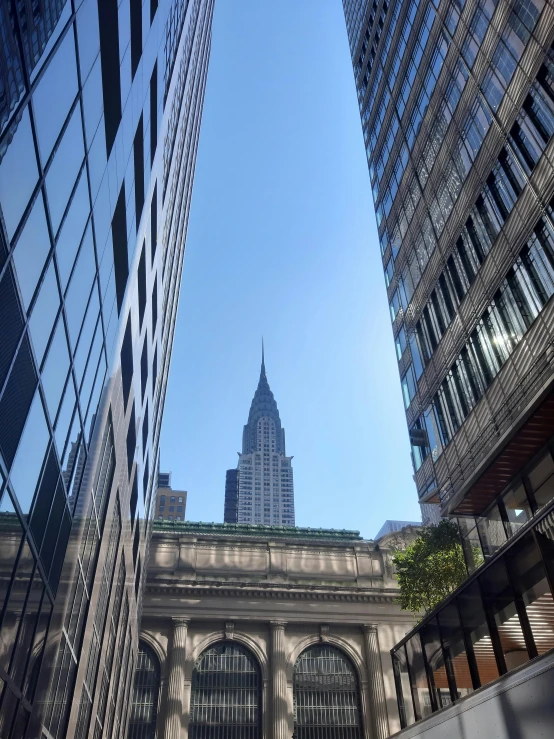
[139,522,418,738]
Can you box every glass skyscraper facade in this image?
[225,350,296,526]
[343,0,554,518]
[0,0,213,736]
[344,0,554,729]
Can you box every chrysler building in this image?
[224,347,295,525]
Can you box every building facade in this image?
[343,0,554,518]
[343,0,554,734]
[129,521,418,739]
[0,0,214,736]
[225,350,296,526]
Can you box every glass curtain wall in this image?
[392,498,554,728]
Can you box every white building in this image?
[227,348,295,526]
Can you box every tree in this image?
[392,520,467,618]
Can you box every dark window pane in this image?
[112,184,128,312]
[457,581,500,687]
[528,452,554,509]
[503,483,532,536]
[0,491,25,617]
[506,532,554,656]
[406,635,433,720]
[98,0,122,154]
[438,602,475,698]
[0,267,25,387]
[140,334,148,401]
[420,619,451,710]
[479,559,529,670]
[121,315,133,409]
[0,336,37,468]
[393,646,416,728]
[138,244,146,328]
[126,404,136,478]
[0,539,35,674]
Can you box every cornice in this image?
[152,520,363,542]
[145,579,400,604]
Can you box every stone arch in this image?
[128,639,162,739]
[187,629,269,682]
[139,630,168,678]
[189,639,263,738]
[292,641,365,738]
[286,632,367,684]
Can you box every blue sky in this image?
[160,0,421,539]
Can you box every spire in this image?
[261,337,266,379]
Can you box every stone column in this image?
[363,624,389,739]
[165,618,189,739]
[270,621,288,739]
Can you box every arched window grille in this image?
[128,641,160,739]
[293,645,363,739]
[189,641,262,739]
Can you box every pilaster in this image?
[165,618,189,739]
[363,624,389,739]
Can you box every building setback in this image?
[225,348,296,526]
[0,0,214,736]
[344,0,554,735]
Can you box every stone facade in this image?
[136,522,418,738]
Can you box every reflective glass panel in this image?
[503,484,533,536]
[479,559,529,670]
[0,539,35,674]
[12,195,50,311]
[0,109,38,241]
[420,618,451,709]
[32,29,78,165]
[477,504,507,557]
[65,225,95,349]
[528,452,554,509]
[507,532,554,657]
[0,490,25,616]
[392,646,416,727]
[406,635,433,720]
[457,581,500,687]
[438,602,474,699]
[56,170,90,290]
[45,106,85,234]
[29,260,60,366]
[10,391,50,515]
[41,317,70,423]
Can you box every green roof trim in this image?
[152,520,362,540]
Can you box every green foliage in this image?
[392,520,467,618]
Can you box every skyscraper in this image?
[343,0,554,733]
[0,0,214,736]
[225,348,296,526]
[343,0,554,521]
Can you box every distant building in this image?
[226,346,295,525]
[154,472,186,522]
[223,468,239,523]
[374,519,421,540]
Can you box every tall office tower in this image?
[224,468,239,523]
[343,0,554,522]
[226,350,296,526]
[0,0,214,736]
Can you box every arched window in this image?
[189,641,262,739]
[128,641,160,739]
[293,644,363,739]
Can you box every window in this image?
[294,645,362,738]
[189,642,261,738]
